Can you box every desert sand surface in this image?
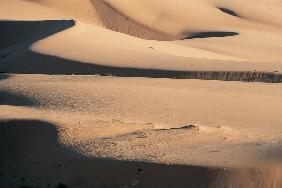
[0,0,282,188]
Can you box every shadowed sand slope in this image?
[0,76,35,106]
[1,51,281,83]
[0,20,75,61]
[0,74,11,80]
[0,119,223,188]
[1,120,281,188]
[0,91,37,106]
[0,20,75,49]
[89,0,176,40]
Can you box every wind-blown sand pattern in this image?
[0,0,282,187]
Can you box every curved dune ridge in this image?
[0,19,281,82]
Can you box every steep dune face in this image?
[90,0,176,40]
[22,0,175,40]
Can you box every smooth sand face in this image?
[0,0,282,187]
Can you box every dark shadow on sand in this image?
[0,119,224,188]
[1,50,281,83]
[0,20,75,50]
[218,8,239,17]
[0,74,11,80]
[0,91,37,106]
[0,20,75,63]
[183,32,239,39]
[0,74,37,107]
[257,142,282,163]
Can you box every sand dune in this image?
[1,74,282,187]
[1,74,281,162]
[1,20,281,80]
[1,0,282,65]
[1,50,281,82]
[1,119,281,188]
[0,0,282,187]
[103,0,282,46]
[2,120,281,188]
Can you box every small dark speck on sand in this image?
[56,183,68,188]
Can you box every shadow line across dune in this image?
[1,50,281,83]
